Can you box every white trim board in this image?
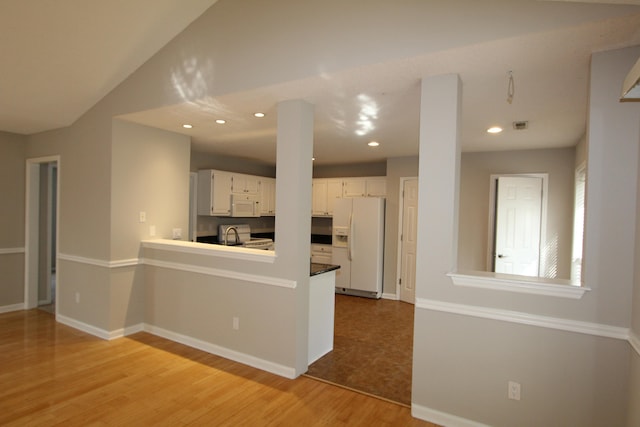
[144,258,297,289]
[0,303,25,314]
[53,316,297,379]
[57,251,296,288]
[448,271,588,299]
[412,403,490,427]
[630,330,640,357]
[144,324,297,379]
[58,253,140,268]
[416,298,629,340]
[0,247,25,255]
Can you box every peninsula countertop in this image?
[310,263,340,277]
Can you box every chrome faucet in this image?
[224,226,239,245]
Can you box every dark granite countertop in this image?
[310,263,340,277]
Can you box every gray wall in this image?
[629,79,640,427]
[0,132,26,308]
[313,162,386,178]
[411,48,639,426]
[5,1,639,425]
[458,147,575,279]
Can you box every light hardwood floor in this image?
[0,310,437,426]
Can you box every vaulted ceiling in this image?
[3,0,640,165]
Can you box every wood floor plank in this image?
[0,309,437,426]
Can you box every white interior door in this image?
[494,176,542,276]
[399,178,418,304]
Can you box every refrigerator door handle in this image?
[348,212,353,261]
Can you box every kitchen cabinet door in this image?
[342,178,366,197]
[232,173,260,194]
[260,177,276,216]
[326,179,343,215]
[312,179,329,216]
[365,177,386,197]
[312,179,343,216]
[197,170,232,216]
[311,244,333,264]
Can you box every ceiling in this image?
[0,0,217,134]
[3,1,640,166]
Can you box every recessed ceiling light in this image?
[487,126,503,134]
[215,119,226,124]
[368,141,380,147]
[254,112,265,118]
[182,124,193,129]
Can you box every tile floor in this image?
[305,294,414,406]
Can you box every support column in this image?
[275,99,314,375]
[415,73,462,300]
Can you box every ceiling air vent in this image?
[513,120,528,130]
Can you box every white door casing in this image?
[25,156,61,313]
[494,176,543,277]
[399,178,418,304]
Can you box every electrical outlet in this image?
[149,225,156,237]
[232,317,240,330]
[75,292,80,304]
[139,211,146,223]
[508,381,521,401]
[172,228,182,240]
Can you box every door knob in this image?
[497,254,506,258]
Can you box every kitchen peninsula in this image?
[141,239,339,372]
[309,262,340,364]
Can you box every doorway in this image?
[25,156,60,315]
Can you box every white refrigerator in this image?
[332,197,385,298]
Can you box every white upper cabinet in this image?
[312,178,343,216]
[343,177,386,198]
[260,177,276,216]
[197,170,233,216]
[342,178,366,197]
[232,173,261,194]
[364,177,386,197]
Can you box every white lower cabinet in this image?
[311,244,333,264]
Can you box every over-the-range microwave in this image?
[230,193,260,217]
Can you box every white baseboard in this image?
[108,323,145,340]
[382,292,399,300]
[412,403,490,427]
[630,330,640,357]
[0,303,25,314]
[144,323,297,379]
[52,315,297,379]
[56,314,112,340]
